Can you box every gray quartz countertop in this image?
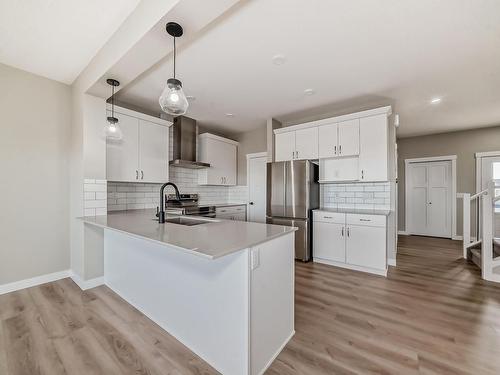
[314,207,391,216]
[79,209,295,260]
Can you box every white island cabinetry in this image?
[82,211,295,375]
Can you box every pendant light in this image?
[159,22,188,116]
[104,79,123,140]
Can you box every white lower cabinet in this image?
[313,221,345,262]
[313,211,387,275]
[216,205,247,221]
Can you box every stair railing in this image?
[462,189,488,258]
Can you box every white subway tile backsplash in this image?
[107,167,249,212]
[95,192,107,200]
[321,181,390,210]
[84,192,95,200]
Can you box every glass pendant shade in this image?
[159,78,188,116]
[104,117,123,140]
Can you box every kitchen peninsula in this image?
[81,209,296,375]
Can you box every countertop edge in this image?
[313,208,392,216]
[79,217,297,260]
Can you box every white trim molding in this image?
[0,270,70,295]
[70,272,105,290]
[475,151,500,158]
[388,258,397,267]
[405,155,458,239]
[398,231,409,236]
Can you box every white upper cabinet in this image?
[318,122,338,158]
[275,126,318,161]
[276,106,392,183]
[359,114,388,182]
[337,119,359,157]
[295,127,318,160]
[106,108,170,183]
[275,131,296,162]
[139,120,169,183]
[198,133,238,186]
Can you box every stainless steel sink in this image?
[164,217,210,226]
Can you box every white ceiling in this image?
[114,0,500,138]
[0,0,140,84]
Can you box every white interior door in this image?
[407,161,451,238]
[248,155,267,223]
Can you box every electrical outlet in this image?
[251,248,260,270]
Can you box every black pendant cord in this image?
[111,84,115,119]
[173,37,176,79]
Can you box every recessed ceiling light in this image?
[304,88,315,96]
[186,95,196,101]
[430,97,442,104]
[272,54,287,65]
[225,113,234,117]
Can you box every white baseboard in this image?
[70,272,105,290]
[452,235,463,241]
[388,258,397,267]
[313,258,387,277]
[397,231,409,235]
[0,270,70,295]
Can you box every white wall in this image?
[0,63,71,284]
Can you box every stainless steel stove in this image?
[165,194,216,218]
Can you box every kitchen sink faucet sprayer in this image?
[157,182,181,223]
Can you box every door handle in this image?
[141,170,144,180]
[249,202,254,205]
[136,170,139,179]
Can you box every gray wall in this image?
[398,126,500,234]
[232,125,267,185]
[0,63,71,284]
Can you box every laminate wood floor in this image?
[1,235,500,374]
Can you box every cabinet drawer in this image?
[216,205,246,215]
[346,214,386,227]
[313,211,345,224]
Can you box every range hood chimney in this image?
[169,116,210,169]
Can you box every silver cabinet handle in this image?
[347,227,350,237]
[292,151,294,159]
[359,219,371,222]
[334,145,337,155]
[339,144,342,154]
[141,170,144,180]
[341,227,344,237]
[361,170,364,180]
[136,170,139,179]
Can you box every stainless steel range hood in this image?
[169,116,210,169]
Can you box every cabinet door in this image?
[359,114,388,182]
[338,119,359,156]
[313,221,346,262]
[319,157,358,182]
[295,127,318,160]
[318,123,338,158]
[106,113,139,182]
[201,138,225,185]
[275,132,295,162]
[346,225,386,270]
[139,120,168,183]
[218,141,237,185]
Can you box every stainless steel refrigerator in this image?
[266,160,319,261]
